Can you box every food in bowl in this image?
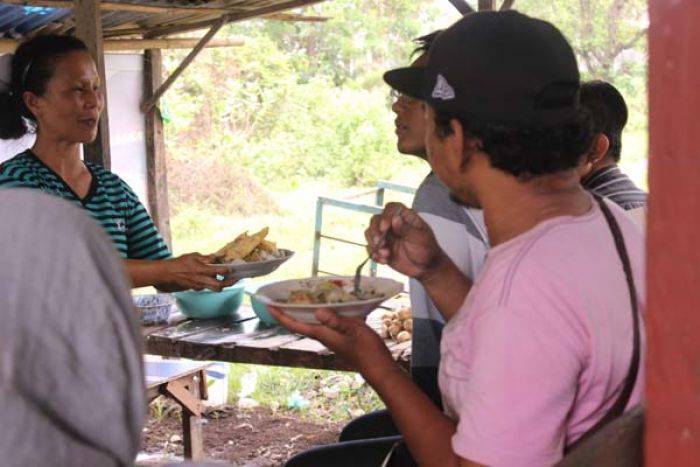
[254,276,404,324]
[285,279,381,304]
[212,227,284,264]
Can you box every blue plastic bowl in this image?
[173,282,246,319]
[245,283,278,325]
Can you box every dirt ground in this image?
[140,403,343,466]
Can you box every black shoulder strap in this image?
[566,195,641,452]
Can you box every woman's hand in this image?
[159,253,236,292]
[269,307,397,378]
[365,202,449,281]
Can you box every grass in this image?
[226,364,385,423]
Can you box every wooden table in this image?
[143,305,412,372]
[145,359,212,461]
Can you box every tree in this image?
[517,0,648,82]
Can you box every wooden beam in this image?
[478,0,496,10]
[4,0,327,21]
[139,0,325,38]
[144,48,172,249]
[0,37,244,53]
[107,37,243,51]
[263,12,328,22]
[500,0,516,10]
[447,0,475,15]
[140,17,225,113]
[74,0,110,168]
[646,1,700,466]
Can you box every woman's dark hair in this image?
[0,35,88,139]
[433,110,595,178]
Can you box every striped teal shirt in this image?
[0,151,171,260]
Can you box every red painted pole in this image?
[647,1,700,465]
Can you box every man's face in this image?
[424,105,481,208]
[391,54,428,157]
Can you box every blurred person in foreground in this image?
[0,189,144,466]
[0,35,233,291]
[273,11,645,467]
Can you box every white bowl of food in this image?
[254,276,404,324]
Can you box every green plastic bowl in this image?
[245,283,278,325]
[173,282,246,319]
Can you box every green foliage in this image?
[227,364,384,423]
[162,0,440,200]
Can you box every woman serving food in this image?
[0,35,232,291]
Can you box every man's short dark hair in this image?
[579,80,628,162]
[433,110,595,178]
[411,30,442,57]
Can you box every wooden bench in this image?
[145,359,212,461]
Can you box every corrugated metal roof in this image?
[0,0,324,39]
[0,5,71,36]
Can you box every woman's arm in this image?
[125,254,235,291]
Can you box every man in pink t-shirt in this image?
[271,11,645,467]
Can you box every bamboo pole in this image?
[447,0,475,15]
[140,17,226,113]
[0,37,245,53]
[478,0,496,10]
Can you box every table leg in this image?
[161,379,204,461]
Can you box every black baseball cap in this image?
[383,11,580,127]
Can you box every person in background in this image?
[274,11,645,466]
[578,80,647,210]
[0,35,233,291]
[338,30,489,445]
[0,190,145,466]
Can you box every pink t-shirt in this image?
[439,198,645,466]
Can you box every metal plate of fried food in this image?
[214,249,295,280]
[211,227,293,279]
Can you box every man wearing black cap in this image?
[272,11,645,467]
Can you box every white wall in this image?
[0,53,149,205]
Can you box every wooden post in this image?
[646,1,700,465]
[500,0,516,10]
[144,48,172,249]
[447,0,475,15]
[74,0,110,168]
[478,0,496,11]
[140,18,225,113]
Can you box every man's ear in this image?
[450,118,484,172]
[587,133,609,166]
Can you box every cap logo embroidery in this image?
[432,74,455,100]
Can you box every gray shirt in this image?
[409,173,488,403]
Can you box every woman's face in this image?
[25,51,103,144]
